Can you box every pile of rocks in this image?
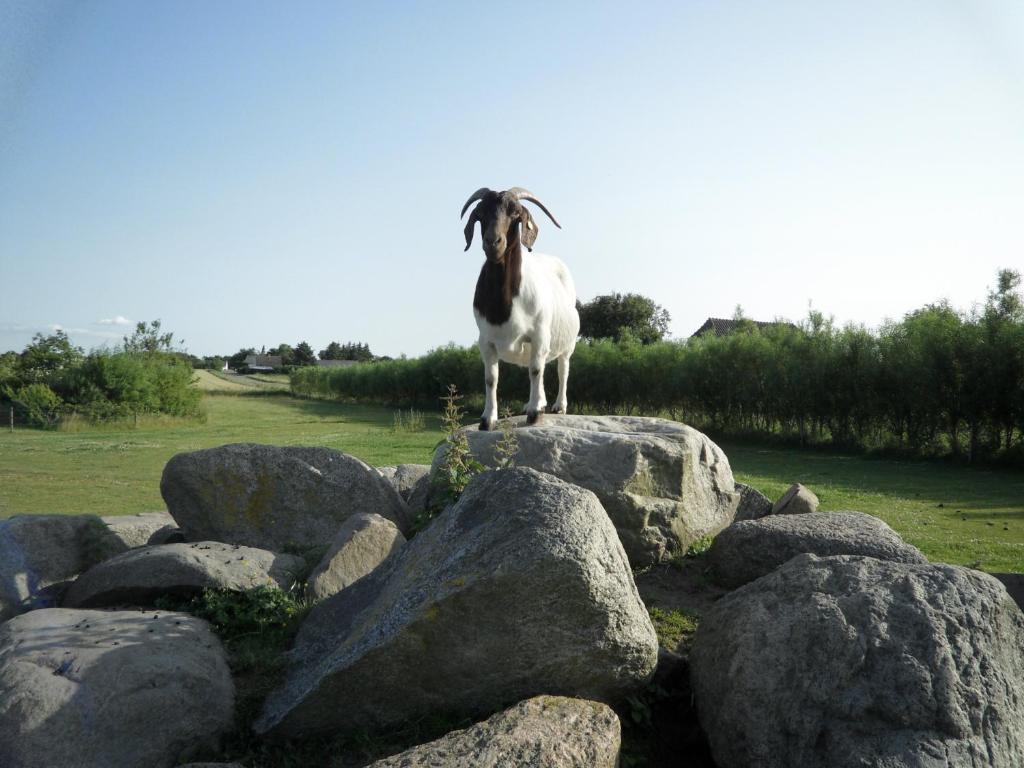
[1,417,1022,768]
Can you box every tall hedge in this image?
[292,295,1024,463]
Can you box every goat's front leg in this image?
[479,342,499,431]
[549,354,570,414]
[525,344,549,425]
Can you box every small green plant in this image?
[391,408,426,433]
[178,585,307,640]
[648,606,701,652]
[684,534,714,558]
[494,407,519,469]
[420,385,484,532]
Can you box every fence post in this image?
[9,406,12,433]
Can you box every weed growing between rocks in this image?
[494,407,519,469]
[415,385,483,534]
[648,607,700,654]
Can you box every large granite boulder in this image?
[707,511,928,588]
[733,482,772,521]
[367,696,621,767]
[160,443,410,553]
[254,468,658,739]
[690,554,1024,768]
[307,513,405,601]
[0,514,117,621]
[100,511,182,549]
[63,541,305,608]
[432,415,739,567]
[0,608,234,768]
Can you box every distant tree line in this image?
[0,321,200,427]
[188,340,376,372]
[291,271,1024,465]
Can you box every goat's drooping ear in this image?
[463,205,480,251]
[520,208,538,251]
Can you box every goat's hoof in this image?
[547,405,565,414]
[479,418,493,431]
[526,409,541,426]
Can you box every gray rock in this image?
[160,443,411,553]
[255,468,658,739]
[772,482,819,515]
[367,696,621,767]
[708,511,928,588]
[63,541,305,608]
[432,415,739,567]
[100,511,183,548]
[690,554,1024,768]
[379,463,431,517]
[733,482,772,521]
[307,513,405,601]
[0,514,118,621]
[0,608,234,768]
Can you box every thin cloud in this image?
[96,315,131,326]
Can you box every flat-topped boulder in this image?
[432,415,739,567]
[707,511,928,588]
[63,541,305,608]
[0,608,234,768]
[255,468,658,739]
[0,514,117,621]
[367,696,621,767]
[160,443,410,553]
[690,554,1024,768]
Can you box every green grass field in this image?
[720,441,1024,573]
[1,390,1021,572]
[0,392,442,519]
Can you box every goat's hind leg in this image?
[479,342,499,431]
[548,354,570,414]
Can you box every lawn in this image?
[720,440,1024,574]
[0,393,443,519]
[1,393,1021,573]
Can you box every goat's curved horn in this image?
[507,187,562,229]
[461,188,492,218]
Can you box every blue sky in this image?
[1,0,1022,357]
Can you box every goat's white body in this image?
[475,250,580,427]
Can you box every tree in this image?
[320,341,374,361]
[122,320,178,354]
[320,341,344,360]
[293,341,317,366]
[985,268,1023,324]
[18,330,83,384]
[269,343,295,366]
[578,293,671,344]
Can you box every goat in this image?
[461,186,580,431]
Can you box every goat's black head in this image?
[460,187,561,263]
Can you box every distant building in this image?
[243,354,283,371]
[316,359,360,368]
[690,317,798,338]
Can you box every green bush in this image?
[9,383,63,427]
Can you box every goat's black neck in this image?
[473,227,522,326]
